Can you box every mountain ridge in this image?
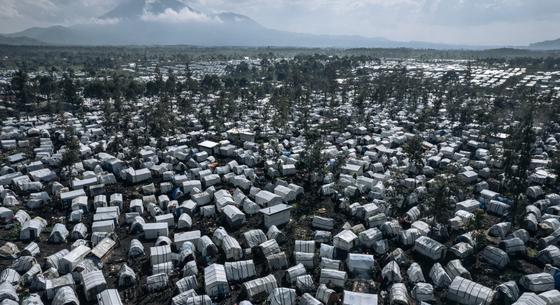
[530,38,560,50]
[0,34,47,46]
[3,0,544,49]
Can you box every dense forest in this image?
[1,45,560,71]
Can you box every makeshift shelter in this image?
[242,274,278,301]
[301,293,323,305]
[259,204,292,228]
[143,222,169,240]
[255,190,283,207]
[407,263,425,283]
[539,290,560,305]
[176,275,198,293]
[429,263,452,288]
[0,268,20,286]
[82,270,107,301]
[496,281,520,304]
[0,282,19,304]
[412,282,434,302]
[204,264,229,299]
[343,291,378,305]
[243,229,267,249]
[45,249,69,269]
[178,213,193,229]
[382,261,403,283]
[296,275,315,293]
[499,237,527,256]
[480,246,509,269]
[49,223,69,243]
[447,276,495,305]
[294,252,315,269]
[519,273,555,293]
[52,286,79,305]
[221,235,242,260]
[197,236,218,257]
[347,254,374,278]
[334,230,358,251]
[390,283,410,305]
[97,289,123,305]
[313,216,335,230]
[146,273,169,292]
[268,288,296,305]
[150,245,172,265]
[287,264,307,284]
[319,269,347,288]
[445,259,471,280]
[59,245,91,274]
[413,236,446,260]
[267,252,289,270]
[222,205,246,228]
[295,240,315,253]
[512,293,546,305]
[11,255,36,273]
[129,239,145,258]
[170,290,198,305]
[20,217,47,240]
[316,284,338,305]
[224,260,256,282]
[71,223,88,240]
[118,264,137,288]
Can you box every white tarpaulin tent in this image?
[447,276,495,305]
[204,264,229,299]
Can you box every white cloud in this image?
[0,0,21,18]
[87,17,121,25]
[141,7,217,23]
[189,0,560,45]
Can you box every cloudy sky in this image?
[1,0,559,46]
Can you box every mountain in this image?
[6,0,487,49]
[0,34,46,46]
[530,38,560,50]
[13,26,84,46]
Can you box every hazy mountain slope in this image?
[0,34,46,46]
[10,26,85,45]
[530,38,560,50]
[6,0,492,49]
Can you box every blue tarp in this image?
[477,197,486,209]
[554,270,560,289]
[170,187,182,200]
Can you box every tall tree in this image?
[61,72,81,109]
[11,69,34,114]
[37,75,55,103]
[60,127,81,175]
[503,104,535,227]
[403,136,426,175]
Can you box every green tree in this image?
[467,208,488,266]
[61,72,81,108]
[403,136,426,175]
[11,69,34,114]
[37,75,55,102]
[423,174,457,225]
[61,132,81,174]
[503,104,535,227]
[300,130,327,190]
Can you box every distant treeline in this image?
[1,45,560,71]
